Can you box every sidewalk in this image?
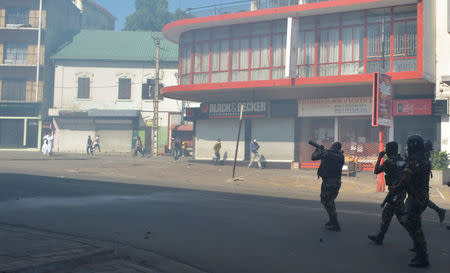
[1,151,449,207]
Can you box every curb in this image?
[3,249,115,273]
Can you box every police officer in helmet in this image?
[392,135,431,267]
[312,142,345,232]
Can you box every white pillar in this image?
[23,118,27,146]
[334,117,339,142]
[441,114,450,154]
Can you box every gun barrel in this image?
[308,140,321,149]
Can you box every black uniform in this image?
[312,142,344,231]
[395,135,431,267]
[369,147,406,244]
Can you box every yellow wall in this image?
[26,81,43,102]
[0,43,3,64]
[29,9,46,29]
[0,9,5,28]
[28,45,45,65]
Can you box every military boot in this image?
[438,208,446,223]
[326,215,340,232]
[368,234,383,245]
[409,254,430,268]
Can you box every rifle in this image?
[308,140,325,150]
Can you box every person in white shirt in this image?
[41,132,49,156]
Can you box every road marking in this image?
[436,188,446,200]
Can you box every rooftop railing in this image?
[186,0,333,17]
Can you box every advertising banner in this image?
[298,97,372,117]
[393,99,432,116]
[201,102,268,119]
[372,73,392,127]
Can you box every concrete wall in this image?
[53,61,181,113]
[195,119,246,161]
[423,0,436,82]
[435,0,450,154]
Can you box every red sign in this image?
[372,73,392,127]
[393,99,432,116]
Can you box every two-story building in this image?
[49,30,186,153]
[162,0,449,169]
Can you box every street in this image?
[0,153,449,273]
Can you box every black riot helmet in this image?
[330,142,342,151]
[407,135,424,156]
[385,141,398,157]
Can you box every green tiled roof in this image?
[52,30,178,62]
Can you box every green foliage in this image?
[124,0,194,31]
[430,150,449,170]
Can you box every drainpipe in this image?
[35,0,43,102]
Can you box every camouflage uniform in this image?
[312,143,345,230]
[402,154,431,263]
[377,155,406,240]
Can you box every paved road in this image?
[0,173,449,273]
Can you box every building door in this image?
[0,119,24,147]
[26,119,39,147]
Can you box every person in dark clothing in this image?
[133,136,144,157]
[424,140,446,223]
[173,138,182,161]
[368,141,406,245]
[311,142,345,231]
[86,135,93,155]
[392,135,431,268]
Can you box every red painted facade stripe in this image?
[162,71,420,95]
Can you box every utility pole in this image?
[35,0,43,102]
[152,37,160,157]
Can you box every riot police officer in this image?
[392,135,431,267]
[424,140,446,222]
[312,142,345,231]
[368,141,406,245]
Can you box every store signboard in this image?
[298,97,372,117]
[201,102,268,119]
[393,99,432,116]
[372,73,392,127]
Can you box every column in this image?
[334,117,339,142]
[23,119,27,146]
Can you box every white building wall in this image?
[53,61,181,113]
[423,0,436,82]
[435,0,450,154]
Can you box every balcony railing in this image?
[2,53,41,66]
[0,16,41,29]
[186,0,332,17]
[0,88,42,103]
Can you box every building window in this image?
[77,77,90,99]
[1,79,26,101]
[141,79,162,100]
[5,8,29,26]
[118,78,131,99]
[4,43,28,64]
[178,4,417,84]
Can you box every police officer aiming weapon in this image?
[310,140,344,232]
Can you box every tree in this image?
[124,0,194,31]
